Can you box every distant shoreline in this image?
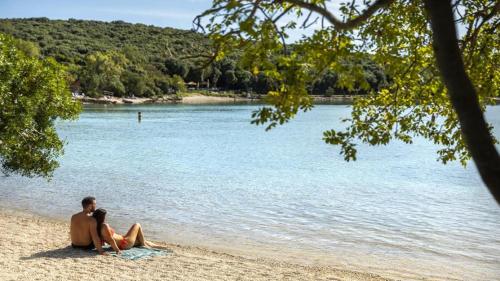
[74,93,357,105]
[74,94,500,106]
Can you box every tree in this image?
[186,66,206,83]
[0,33,81,178]
[209,66,222,86]
[12,38,40,58]
[79,51,128,97]
[169,74,187,93]
[196,0,500,203]
[254,72,276,95]
[222,69,237,88]
[310,70,338,95]
[164,57,189,78]
[235,69,253,91]
[122,70,147,96]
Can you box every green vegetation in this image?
[198,0,500,202]
[0,18,209,97]
[0,33,81,177]
[0,18,387,98]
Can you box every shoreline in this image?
[73,93,357,105]
[73,94,500,106]
[0,207,393,281]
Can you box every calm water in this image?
[1,104,499,280]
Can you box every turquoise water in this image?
[1,104,499,280]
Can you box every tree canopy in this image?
[0,18,210,97]
[0,18,388,97]
[196,0,500,202]
[0,33,81,177]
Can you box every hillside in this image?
[0,17,208,66]
[0,18,388,98]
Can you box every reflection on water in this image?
[1,104,499,280]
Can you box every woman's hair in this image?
[92,208,107,240]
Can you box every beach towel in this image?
[105,246,172,260]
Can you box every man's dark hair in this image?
[81,196,96,208]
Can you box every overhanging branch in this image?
[282,0,394,29]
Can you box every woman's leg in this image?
[123,223,164,249]
[123,223,146,247]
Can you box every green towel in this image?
[105,246,172,260]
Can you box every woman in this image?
[92,208,159,254]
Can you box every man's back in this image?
[70,212,94,246]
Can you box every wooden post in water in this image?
[138,111,142,123]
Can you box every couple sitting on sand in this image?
[70,196,158,255]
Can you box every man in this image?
[70,196,106,255]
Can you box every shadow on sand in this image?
[21,246,96,260]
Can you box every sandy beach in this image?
[73,93,257,105]
[0,209,392,281]
[180,94,256,104]
[73,93,359,105]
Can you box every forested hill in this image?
[0,17,208,66]
[0,18,388,98]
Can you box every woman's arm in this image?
[103,224,121,254]
[89,219,106,255]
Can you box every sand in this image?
[74,93,256,105]
[74,93,359,105]
[0,209,392,281]
[180,94,253,104]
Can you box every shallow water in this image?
[1,104,499,280]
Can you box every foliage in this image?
[0,18,388,97]
[79,51,127,96]
[0,33,81,177]
[0,18,212,96]
[197,0,499,165]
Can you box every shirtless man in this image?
[70,196,105,255]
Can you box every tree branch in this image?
[281,0,394,29]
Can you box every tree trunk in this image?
[423,0,500,204]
